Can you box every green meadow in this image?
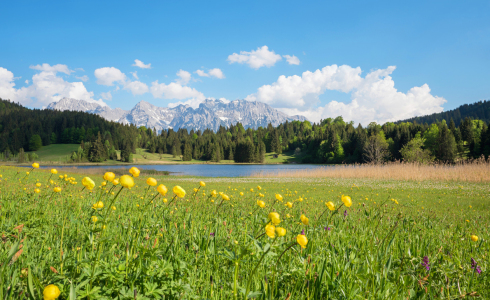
[0,165,488,299]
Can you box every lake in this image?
[70,164,328,177]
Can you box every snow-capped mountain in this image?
[47,98,307,132]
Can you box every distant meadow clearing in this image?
[0,164,488,299]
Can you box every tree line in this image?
[1,98,489,164]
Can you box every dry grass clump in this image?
[251,159,490,182]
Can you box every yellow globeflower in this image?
[157,184,168,195]
[257,200,266,208]
[199,181,206,187]
[91,216,98,223]
[193,188,198,193]
[250,188,254,192]
[471,235,478,242]
[111,206,116,210]
[53,187,62,193]
[268,212,281,225]
[297,234,308,248]
[120,175,135,189]
[146,177,158,186]
[82,177,95,190]
[300,214,309,225]
[101,181,107,186]
[36,182,42,187]
[58,175,63,179]
[239,192,244,196]
[103,172,116,182]
[173,186,186,198]
[93,201,104,209]
[275,227,286,237]
[265,224,276,238]
[257,185,262,190]
[210,190,218,197]
[275,194,283,201]
[341,195,352,207]
[34,188,41,193]
[50,169,58,174]
[129,167,140,177]
[32,162,39,169]
[286,202,293,208]
[43,284,60,300]
[221,194,230,201]
[326,201,335,211]
[112,178,119,185]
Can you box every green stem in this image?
[244,238,277,298]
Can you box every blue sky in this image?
[0,0,489,124]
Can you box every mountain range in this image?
[47,98,307,132]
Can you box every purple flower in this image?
[344,210,348,217]
[210,232,215,237]
[421,256,430,271]
[324,227,331,231]
[471,258,481,275]
[301,229,305,235]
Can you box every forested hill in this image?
[397,100,490,126]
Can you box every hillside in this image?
[397,100,490,126]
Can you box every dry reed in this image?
[251,159,490,182]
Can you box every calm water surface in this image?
[67,164,329,177]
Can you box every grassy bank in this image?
[0,166,488,299]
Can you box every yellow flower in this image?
[101,181,107,186]
[50,169,57,174]
[112,178,119,185]
[163,198,168,203]
[103,172,115,182]
[286,202,293,208]
[157,184,168,196]
[199,181,206,187]
[257,185,262,190]
[129,167,140,177]
[210,190,218,197]
[275,194,283,201]
[146,177,157,186]
[91,216,98,223]
[326,201,335,211]
[275,227,286,237]
[58,175,63,179]
[93,201,104,209]
[111,206,116,210]
[32,162,39,169]
[257,200,266,208]
[265,224,276,238]
[173,186,186,198]
[222,194,230,201]
[268,212,281,225]
[36,182,42,187]
[341,195,352,207]
[34,188,41,193]
[43,284,60,300]
[239,192,244,196]
[298,197,303,202]
[193,188,198,193]
[296,234,308,248]
[259,193,264,197]
[120,175,135,189]
[471,235,478,242]
[82,177,95,190]
[53,187,62,193]
[300,214,309,225]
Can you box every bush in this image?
[29,134,42,151]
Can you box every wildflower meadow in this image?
[0,164,488,299]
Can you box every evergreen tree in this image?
[88,132,107,162]
[29,134,42,151]
[183,142,192,161]
[436,124,457,162]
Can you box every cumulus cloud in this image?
[124,80,149,95]
[283,55,300,65]
[247,64,446,125]
[195,68,225,79]
[0,65,104,107]
[101,91,112,100]
[132,59,151,69]
[228,46,282,69]
[130,71,139,80]
[30,63,73,75]
[25,80,29,84]
[150,81,205,100]
[76,75,89,82]
[94,67,126,86]
[175,69,192,85]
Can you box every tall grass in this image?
[252,159,490,182]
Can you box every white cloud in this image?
[195,68,225,79]
[30,63,73,75]
[151,81,205,101]
[124,80,149,95]
[25,80,29,84]
[228,45,282,69]
[283,55,300,65]
[101,91,112,100]
[130,71,139,80]
[218,97,230,103]
[167,98,204,109]
[0,65,105,107]
[76,75,89,82]
[247,64,446,125]
[132,59,151,69]
[175,69,192,85]
[94,67,126,86]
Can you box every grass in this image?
[26,144,80,163]
[0,165,488,299]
